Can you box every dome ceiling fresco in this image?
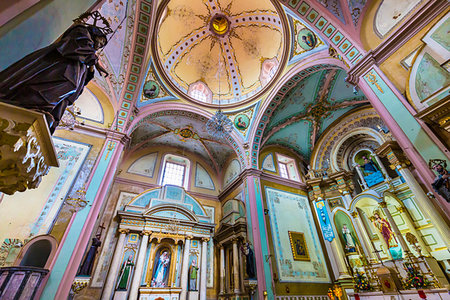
[129,112,236,172]
[154,0,288,106]
[262,69,369,160]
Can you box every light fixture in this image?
[206,51,233,139]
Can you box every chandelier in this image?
[206,109,233,139]
[206,53,233,139]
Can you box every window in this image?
[276,153,301,182]
[161,161,185,187]
[278,162,289,179]
[159,154,190,188]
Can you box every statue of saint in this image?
[117,255,134,290]
[188,259,199,291]
[0,11,110,133]
[77,234,102,276]
[431,162,450,202]
[372,212,397,248]
[342,224,356,253]
[151,250,170,287]
[360,155,379,174]
[240,242,256,279]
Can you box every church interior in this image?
[0,0,449,299]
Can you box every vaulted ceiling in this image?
[262,68,369,160]
[129,111,236,172]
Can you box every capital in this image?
[379,201,387,208]
[141,230,152,236]
[202,237,210,243]
[186,235,194,240]
[351,211,358,218]
[118,228,130,234]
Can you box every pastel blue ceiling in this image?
[263,69,368,160]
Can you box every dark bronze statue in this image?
[77,234,102,276]
[0,11,111,133]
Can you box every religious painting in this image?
[143,80,160,99]
[288,231,310,261]
[297,28,317,51]
[150,248,172,287]
[234,114,250,130]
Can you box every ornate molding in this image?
[71,276,90,294]
[118,228,130,234]
[0,103,58,195]
[347,0,449,84]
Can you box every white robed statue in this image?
[151,251,170,287]
[342,224,357,253]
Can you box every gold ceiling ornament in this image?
[211,15,230,36]
[65,187,88,212]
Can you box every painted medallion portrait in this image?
[143,80,160,99]
[234,114,250,130]
[297,28,317,51]
[288,231,310,261]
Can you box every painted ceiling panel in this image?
[318,0,346,24]
[266,120,313,159]
[129,112,235,170]
[266,70,323,129]
[347,0,368,26]
[263,69,369,159]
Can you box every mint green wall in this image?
[0,0,97,70]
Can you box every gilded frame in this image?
[288,231,310,261]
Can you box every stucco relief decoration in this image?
[348,0,368,26]
[265,187,330,283]
[153,0,288,105]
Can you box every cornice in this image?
[347,0,449,84]
[114,176,220,201]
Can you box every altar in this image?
[101,186,215,300]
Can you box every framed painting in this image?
[288,231,310,261]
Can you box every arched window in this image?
[159,154,190,189]
[188,81,212,103]
[15,235,58,269]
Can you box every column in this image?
[351,212,378,263]
[129,230,151,300]
[232,238,241,294]
[397,206,430,256]
[379,202,411,257]
[396,164,450,247]
[355,166,369,190]
[244,173,273,298]
[180,236,192,300]
[219,245,225,295]
[102,228,129,300]
[373,154,390,181]
[330,236,352,279]
[342,190,353,208]
[238,243,245,291]
[200,238,209,300]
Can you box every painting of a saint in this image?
[234,114,250,130]
[360,155,379,174]
[116,254,134,290]
[297,28,317,51]
[288,231,310,261]
[150,249,171,288]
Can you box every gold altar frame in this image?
[288,231,310,261]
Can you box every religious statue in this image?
[240,242,256,279]
[0,11,111,133]
[430,160,450,202]
[77,234,102,276]
[188,258,199,291]
[151,250,170,287]
[360,155,379,174]
[372,212,397,248]
[117,255,134,290]
[341,224,356,253]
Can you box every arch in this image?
[125,103,247,168]
[83,81,117,128]
[349,190,382,213]
[332,209,362,255]
[249,52,348,168]
[144,204,199,223]
[14,235,58,269]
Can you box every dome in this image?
[153,0,289,107]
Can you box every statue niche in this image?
[0,11,111,133]
[150,247,172,288]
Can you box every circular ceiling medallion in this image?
[153,0,289,107]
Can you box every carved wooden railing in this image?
[0,266,49,300]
